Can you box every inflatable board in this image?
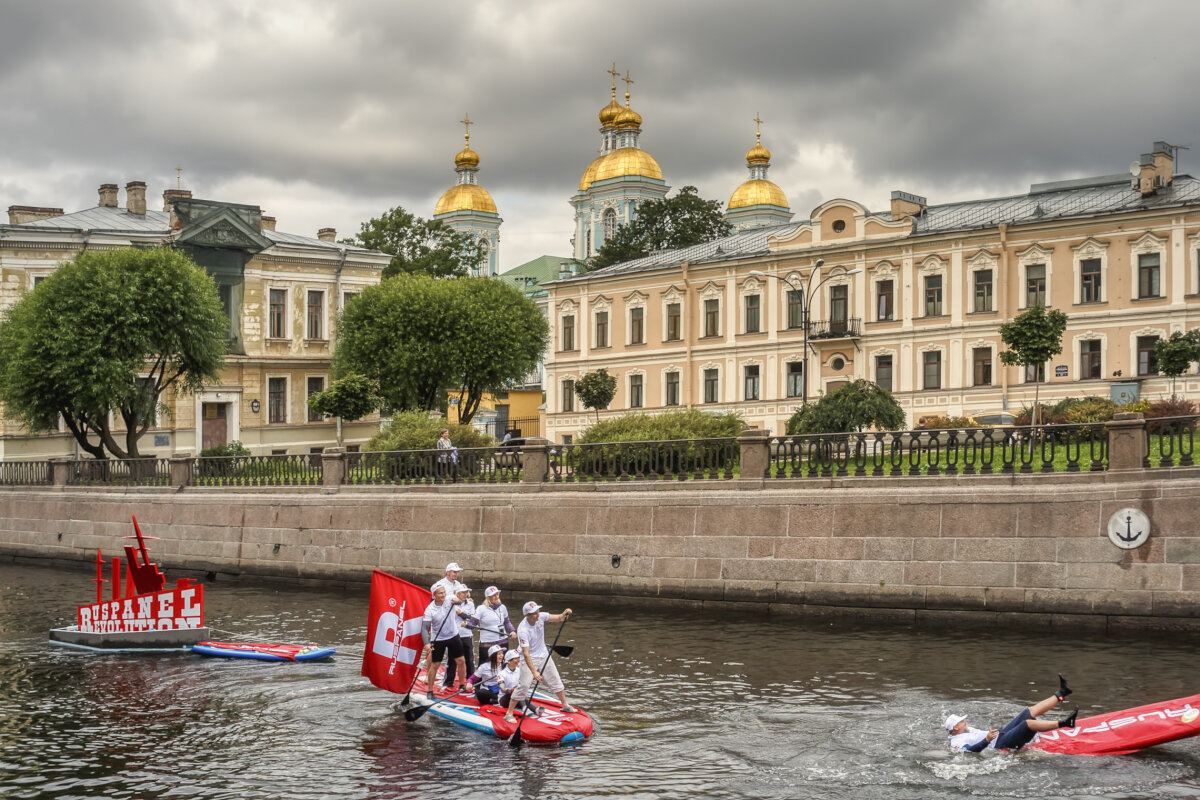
[192,641,336,662]
[1030,693,1200,755]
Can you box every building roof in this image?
[501,255,582,296]
[568,174,1200,281]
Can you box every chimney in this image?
[125,181,147,215]
[162,188,192,212]
[1138,142,1175,196]
[317,227,336,242]
[7,206,64,225]
[890,190,927,219]
[260,214,277,231]
[98,183,119,208]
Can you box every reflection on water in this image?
[0,562,1198,799]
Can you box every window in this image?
[1137,335,1159,376]
[630,307,644,344]
[666,303,681,341]
[744,365,760,401]
[1138,253,1161,298]
[342,291,358,308]
[269,289,286,338]
[1080,259,1101,303]
[602,208,617,242]
[875,355,892,392]
[924,275,943,316]
[628,375,643,408]
[1025,264,1046,307]
[973,270,993,312]
[703,369,719,403]
[561,379,575,412]
[744,294,760,333]
[830,285,848,331]
[561,314,575,351]
[32,275,47,287]
[1080,339,1102,379]
[786,362,804,397]
[307,376,325,422]
[562,434,573,445]
[1025,363,1046,383]
[972,348,992,387]
[268,377,287,423]
[218,284,235,338]
[595,311,609,348]
[923,351,941,390]
[665,371,680,406]
[787,289,804,329]
[306,290,323,339]
[876,280,894,321]
[704,299,720,337]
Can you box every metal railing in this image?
[807,318,862,339]
[549,438,739,482]
[1144,415,1199,468]
[478,416,541,439]
[66,458,171,486]
[346,446,522,486]
[191,454,322,486]
[0,460,52,486]
[769,424,1109,479]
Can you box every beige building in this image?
[0,182,389,459]
[544,141,1200,441]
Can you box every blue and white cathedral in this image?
[433,115,502,276]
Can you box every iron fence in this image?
[191,454,322,486]
[769,424,1108,479]
[0,460,52,486]
[1144,415,1199,468]
[478,416,541,439]
[549,437,739,482]
[346,446,522,485]
[66,458,171,486]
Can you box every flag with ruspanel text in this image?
[362,570,430,694]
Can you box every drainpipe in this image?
[998,223,1008,410]
[681,262,693,407]
[333,246,348,447]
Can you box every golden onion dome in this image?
[728,179,788,210]
[746,141,771,165]
[599,96,622,127]
[614,104,642,129]
[583,148,663,189]
[434,184,497,215]
[454,145,480,169]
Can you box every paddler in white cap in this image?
[431,562,465,598]
[469,584,517,667]
[946,674,1077,752]
[506,601,576,723]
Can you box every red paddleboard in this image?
[1030,693,1200,755]
[192,641,336,662]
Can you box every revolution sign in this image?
[77,581,204,634]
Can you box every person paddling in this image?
[946,674,1078,752]
[470,585,517,667]
[443,585,476,688]
[506,601,577,723]
[466,644,506,705]
[421,585,468,699]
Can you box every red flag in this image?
[362,570,431,694]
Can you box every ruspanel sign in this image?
[77,582,204,633]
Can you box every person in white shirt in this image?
[431,562,465,598]
[466,644,506,705]
[505,601,577,723]
[469,585,517,666]
[421,585,468,699]
[946,674,1078,753]
[442,586,476,688]
[497,649,521,711]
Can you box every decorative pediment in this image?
[700,360,720,371]
[1131,231,1166,254]
[967,250,998,270]
[1071,330,1105,342]
[661,285,684,303]
[699,281,724,300]
[1133,326,1165,337]
[174,199,272,254]
[740,277,762,294]
[871,346,897,358]
[624,290,647,307]
[1017,243,1052,266]
[965,339,994,351]
[1071,237,1108,257]
[919,255,945,274]
[591,294,612,311]
[557,299,577,314]
[872,260,897,278]
[918,343,944,353]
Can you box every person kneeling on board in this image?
[467,644,506,705]
[506,601,577,723]
[422,585,468,700]
[946,674,1078,752]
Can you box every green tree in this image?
[574,368,617,421]
[307,373,382,447]
[589,186,732,270]
[1154,330,1200,396]
[0,247,227,459]
[998,306,1068,426]
[346,206,483,279]
[785,379,906,434]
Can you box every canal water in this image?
[1,561,1198,800]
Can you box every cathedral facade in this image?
[432,116,503,276]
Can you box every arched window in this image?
[602,208,617,242]
[476,238,490,275]
[585,229,592,255]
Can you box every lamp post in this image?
[750,261,860,406]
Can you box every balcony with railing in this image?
[807,317,862,340]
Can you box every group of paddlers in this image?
[423,562,577,723]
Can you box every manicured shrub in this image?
[199,440,252,458]
[1145,396,1199,433]
[1063,397,1117,426]
[576,409,745,443]
[367,410,494,452]
[923,416,979,430]
[574,409,746,476]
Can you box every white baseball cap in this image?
[488,644,504,657]
[944,713,967,732]
[522,601,541,614]
[446,562,462,572]
[504,649,519,661]
[484,585,500,598]
[457,585,471,594]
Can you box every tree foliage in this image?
[308,373,381,447]
[576,409,745,443]
[998,305,1068,426]
[346,206,484,279]
[574,368,617,420]
[0,247,227,458]
[1154,330,1200,395]
[786,379,906,434]
[367,410,493,452]
[589,186,732,270]
[333,275,547,424]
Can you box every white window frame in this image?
[627,369,646,409]
[964,339,996,388]
[305,288,327,340]
[1131,327,1167,377]
[741,359,763,401]
[267,285,290,340]
[871,262,898,322]
[1071,238,1108,305]
[1130,233,1166,300]
[557,300,578,352]
[625,291,647,345]
[918,345,945,390]
[1072,331,1107,382]
[305,373,327,423]
[919,256,946,318]
[1017,244,1053,310]
[700,362,721,404]
[699,282,723,338]
[661,366,682,407]
[661,287,684,342]
[266,374,289,424]
[967,250,998,313]
[872,348,897,392]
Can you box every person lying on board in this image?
[946,674,1078,752]
[422,584,469,699]
[506,602,577,723]
[466,644,506,705]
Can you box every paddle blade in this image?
[404,705,429,722]
[552,644,574,658]
[508,729,523,747]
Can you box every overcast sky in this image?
[3,0,1199,270]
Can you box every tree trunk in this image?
[61,414,106,460]
[336,416,344,448]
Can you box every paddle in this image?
[509,615,570,748]
[400,596,460,707]
[475,625,574,658]
[404,685,472,722]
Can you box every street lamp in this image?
[750,261,860,406]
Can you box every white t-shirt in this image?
[471,661,501,691]
[432,577,465,597]
[423,599,459,642]
[456,599,475,639]
[499,665,520,693]
[949,728,995,752]
[517,612,551,659]
[473,601,511,643]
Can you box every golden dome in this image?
[454,145,480,169]
[746,141,771,165]
[614,104,642,129]
[728,179,788,210]
[599,96,622,127]
[434,184,497,215]
[582,148,663,190]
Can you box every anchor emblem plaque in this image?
[1106,507,1151,550]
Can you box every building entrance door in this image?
[202,403,228,451]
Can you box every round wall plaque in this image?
[251,399,261,414]
[1106,507,1150,550]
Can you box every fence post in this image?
[169,454,192,488]
[322,448,345,489]
[520,437,550,484]
[49,457,72,487]
[738,428,771,480]
[1105,412,1147,474]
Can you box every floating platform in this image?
[49,625,211,653]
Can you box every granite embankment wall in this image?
[1,471,1199,631]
